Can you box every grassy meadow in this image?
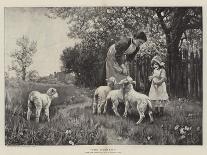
[5,79,202,145]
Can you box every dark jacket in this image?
[114,38,140,65]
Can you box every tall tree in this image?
[154,7,202,96]
[10,35,37,80]
[48,7,165,87]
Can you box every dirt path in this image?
[53,94,137,145]
[59,99,92,116]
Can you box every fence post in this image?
[190,52,195,98]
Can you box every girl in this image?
[148,55,169,116]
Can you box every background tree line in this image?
[48,7,202,97]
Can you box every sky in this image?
[5,7,77,76]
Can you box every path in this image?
[54,93,137,145]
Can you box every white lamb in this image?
[120,76,154,125]
[103,88,124,117]
[92,77,116,114]
[27,88,58,123]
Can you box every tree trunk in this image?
[22,67,26,81]
[166,31,183,97]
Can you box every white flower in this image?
[180,135,186,140]
[197,126,201,131]
[180,128,186,135]
[69,140,74,145]
[65,129,72,135]
[184,126,191,131]
[174,125,180,130]
[147,136,152,141]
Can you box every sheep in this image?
[92,77,116,114]
[27,88,58,123]
[120,76,154,125]
[103,88,124,117]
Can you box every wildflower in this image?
[184,126,191,131]
[180,135,186,140]
[69,140,74,145]
[147,136,152,141]
[174,125,180,130]
[197,126,201,131]
[65,129,72,135]
[180,128,186,135]
[19,132,23,136]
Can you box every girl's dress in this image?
[149,68,169,107]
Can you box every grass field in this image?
[5,79,202,145]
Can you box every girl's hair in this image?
[151,62,164,69]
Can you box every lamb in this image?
[27,88,58,123]
[92,77,116,114]
[103,88,124,117]
[120,76,154,124]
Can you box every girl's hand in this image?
[122,68,128,75]
[148,76,153,81]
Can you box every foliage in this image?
[48,7,167,87]
[48,7,202,88]
[10,35,37,80]
[26,70,40,82]
[5,79,202,145]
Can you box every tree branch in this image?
[156,10,170,34]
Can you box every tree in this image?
[27,70,40,82]
[48,7,165,87]
[48,7,202,91]
[154,7,202,96]
[10,35,37,80]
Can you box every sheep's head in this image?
[106,76,117,88]
[47,88,58,99]
[118,76,136,90]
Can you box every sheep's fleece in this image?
[27,88,58,122]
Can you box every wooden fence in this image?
[129,49,202,99]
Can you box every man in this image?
[106,31,147,83]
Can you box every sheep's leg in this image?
[27,107,32,121]
[27,100,32,121]
[92,102,97,114]
[136,108,145,125]
[148,111,154,123]
[92,93,98,114]
[147,99,154,123]
[35,106,42,123]
[103,100,108,114]
[123,101,129,117]
[112,100,120,117]
[97,100,105,114]
[45,108,50,122]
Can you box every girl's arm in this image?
[154,69,167,85]
[148,71,154,81]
